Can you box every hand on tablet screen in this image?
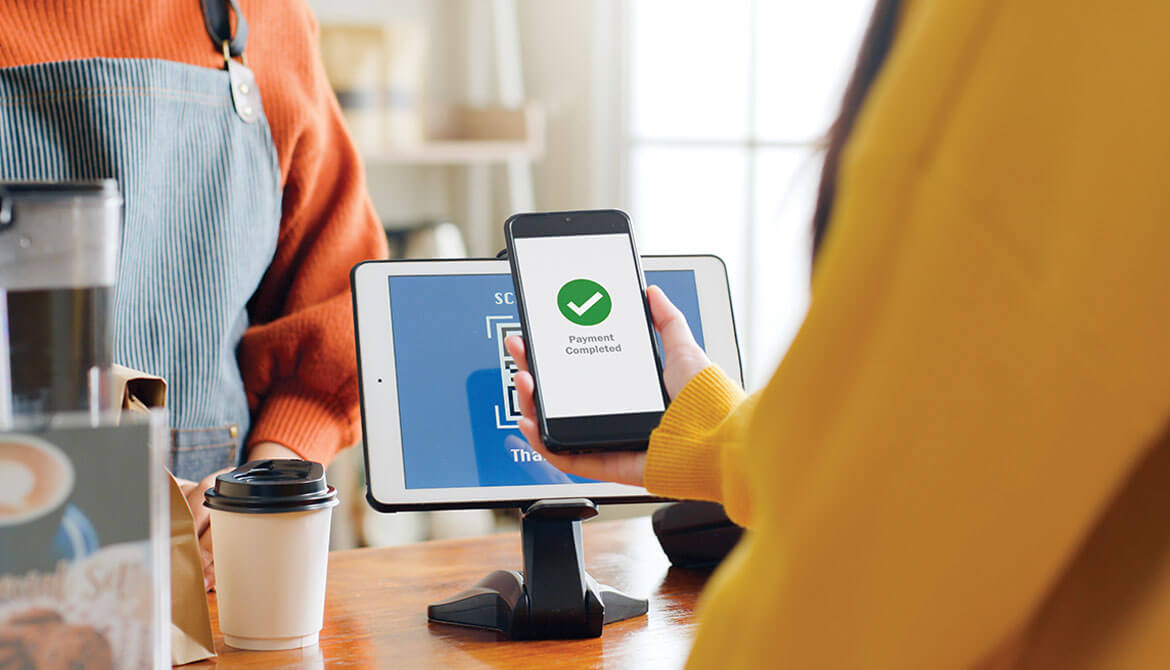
[504,285,711,487]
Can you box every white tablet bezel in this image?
[351,255,742,511]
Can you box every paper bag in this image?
[113,363,216,665]
[111,363,167,413]
[167,473,217,665]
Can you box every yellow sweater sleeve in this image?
[672,1,1170,668]
[643,366,756,526]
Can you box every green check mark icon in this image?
[557,279,612,326]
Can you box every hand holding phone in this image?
[504,285,713,483]
[505,210,696,454]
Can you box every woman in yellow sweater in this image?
[506,0,1170,667]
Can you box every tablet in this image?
[351,256,742,511]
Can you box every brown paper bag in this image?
[167,473,217,665]
[113,364,217,665]
[111,363,167,413]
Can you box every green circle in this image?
[557,279,612,326]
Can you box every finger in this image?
[522,433,576,475]
[200,525,213,566]
[517,422,581,477]
[527,439,646,487]
[200,530,216,591]
[505,336,528,374]
[560,451,647,487]
[648,285,713,397]
[647,285,697,351]
[176,478,197,497]
[185,489,211,537]
[516,416,550,456]
[516,416,645,486]
[188,468,230,537]
[523,433,558,464]
[513,370,538,420]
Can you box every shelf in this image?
[365,141,538,165]
[362,104,545,166]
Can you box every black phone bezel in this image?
[504,209,671,454]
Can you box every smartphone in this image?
[505,209,669,453]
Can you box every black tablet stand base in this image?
[427,498,648,639]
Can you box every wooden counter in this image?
[191,517,709,669]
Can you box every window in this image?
[624,0,873,387]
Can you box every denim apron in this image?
[0,29,281,480]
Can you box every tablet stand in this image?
[427,498,649,639]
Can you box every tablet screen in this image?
[386,270,705,490]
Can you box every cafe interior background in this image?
[315,0,873,550]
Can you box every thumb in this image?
[647,285,698,352]
[647,285,711,398]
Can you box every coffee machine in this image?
[0,181,122,424]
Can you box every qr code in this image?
[495,321,523,424]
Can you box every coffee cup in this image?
[204,459,338,651]
[0,434,76,572]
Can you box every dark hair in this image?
[811,0,904,260]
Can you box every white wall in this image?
[515,0,621,213]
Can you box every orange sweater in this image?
[0,0,389,463]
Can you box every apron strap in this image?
[200,0,248,58]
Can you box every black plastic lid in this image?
[204,459,339,514]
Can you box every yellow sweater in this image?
[644,1,1170,667]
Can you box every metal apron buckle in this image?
[223,40,261,124]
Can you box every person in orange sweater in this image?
[0,0,387,587]
[508,0,1170,667]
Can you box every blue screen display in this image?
[388,270,705,489]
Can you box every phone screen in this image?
[512,233,665,419]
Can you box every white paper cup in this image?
[205,459,338,651]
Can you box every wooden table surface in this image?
[191,517,710,669]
